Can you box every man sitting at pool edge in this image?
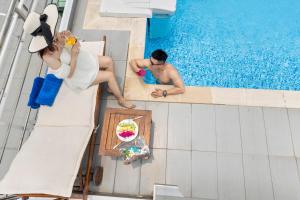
[129,49,185,98]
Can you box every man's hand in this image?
[136,68,146,77]
[129,59,150,76]
[151,88,164,98]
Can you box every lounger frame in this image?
[16,36,107,200]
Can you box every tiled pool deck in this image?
[1,0,300,199]
[91,98,300,200]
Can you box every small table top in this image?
[99,108,152,157]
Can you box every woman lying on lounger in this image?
[23,4,135,109]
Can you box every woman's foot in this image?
[118,98,136,109]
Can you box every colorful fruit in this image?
[65,36,77,46]
[119,131,135,138]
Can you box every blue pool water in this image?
[145,0,300,90]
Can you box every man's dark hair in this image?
[151,49,168,62]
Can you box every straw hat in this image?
[23,4,58,53]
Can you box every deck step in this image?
[154,184,184,199]
[88,195,150,200]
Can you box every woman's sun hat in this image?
[23,4,58,53]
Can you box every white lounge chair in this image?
[124,0,176,15]
[0,38,106,200]
[100,0,152,18]
[100,0,177,18]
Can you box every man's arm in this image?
[129,58,148,73]
[165,69,185,95]
[151,68,185,98]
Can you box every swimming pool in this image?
[145,0,300,90]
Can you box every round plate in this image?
[116,119,139,142]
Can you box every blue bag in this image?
[27,77,44,109]
[35,74,63,106]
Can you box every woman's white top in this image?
[49,47,99,90]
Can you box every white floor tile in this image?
[287,109,300,157]
[192,104,216,151]
[192,151,218,199]
[217,153,245,200]
[216,106,242,153]
[166,150,191,197]
[239,107,268,155]
[146,102,168,149]
[269,156,300,200]
[140,149,167,195]
[168,104,191,150]
[90,156,117,193]
[263,108,294,156]
[243,155,274,200]
[114,158,141,195]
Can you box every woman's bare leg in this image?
[98,56,115,73]
[91,71,135,109]
[99,56,115,93]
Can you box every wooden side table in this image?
[99,108,152,157]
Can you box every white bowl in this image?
[116,119,139,142]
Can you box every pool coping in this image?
[84,0,300,108]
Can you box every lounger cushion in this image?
[80,41,104,57]
[0,126,93,196]
[35,83,97,126]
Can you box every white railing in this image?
[0,0,78,119]
[59,0,77,31]
[0,0,42,120]
[0,0,19,49]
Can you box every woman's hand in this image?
[62,30,72,38]
[71,41,80,56]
